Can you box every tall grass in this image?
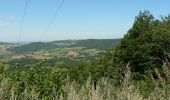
[0,62,170,100]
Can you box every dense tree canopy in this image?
[110,11,170,80]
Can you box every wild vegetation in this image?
[0,11,170,100]
[0,60,170,100]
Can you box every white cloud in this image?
[6,16,17,21]
[0,16,16,28]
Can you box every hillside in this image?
[8,39,120,53]
[68,39,120,50]
[0,42,13,45]
[3,39,120,67]
[7,42,63,53]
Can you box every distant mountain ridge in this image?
[0,42,13,45]
[7,39,121,53]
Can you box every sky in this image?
[0,0,170,42]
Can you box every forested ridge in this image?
[7,39,120,53]
[0,11,170,100]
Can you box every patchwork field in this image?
[0,39,119,67]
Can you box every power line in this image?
[17,0,30,43]
[39,0,65,42]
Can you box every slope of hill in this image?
[0,42,13,45]
[69,39,120,50]
[7,39,120,53]
[7,42,63,53]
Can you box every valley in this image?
[0,39,120,67]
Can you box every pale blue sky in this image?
[0,0,169,42]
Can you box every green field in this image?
[0,39,119,67]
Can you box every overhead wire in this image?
[17,0,30,43]
[3,0,30,60]
[39,0,65,42]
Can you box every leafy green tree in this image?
[113,11,170,80]
[95,11,170,82]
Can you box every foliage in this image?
[96,11,170,82]
[0,60,170,99]
[0,61,67,99]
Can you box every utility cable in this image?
[17,0,30,43]
[39,0,65,42]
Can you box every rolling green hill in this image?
[7,39,120,53]
[7,42,63,53]
[69,39,120,50]
[0,42,13,45]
